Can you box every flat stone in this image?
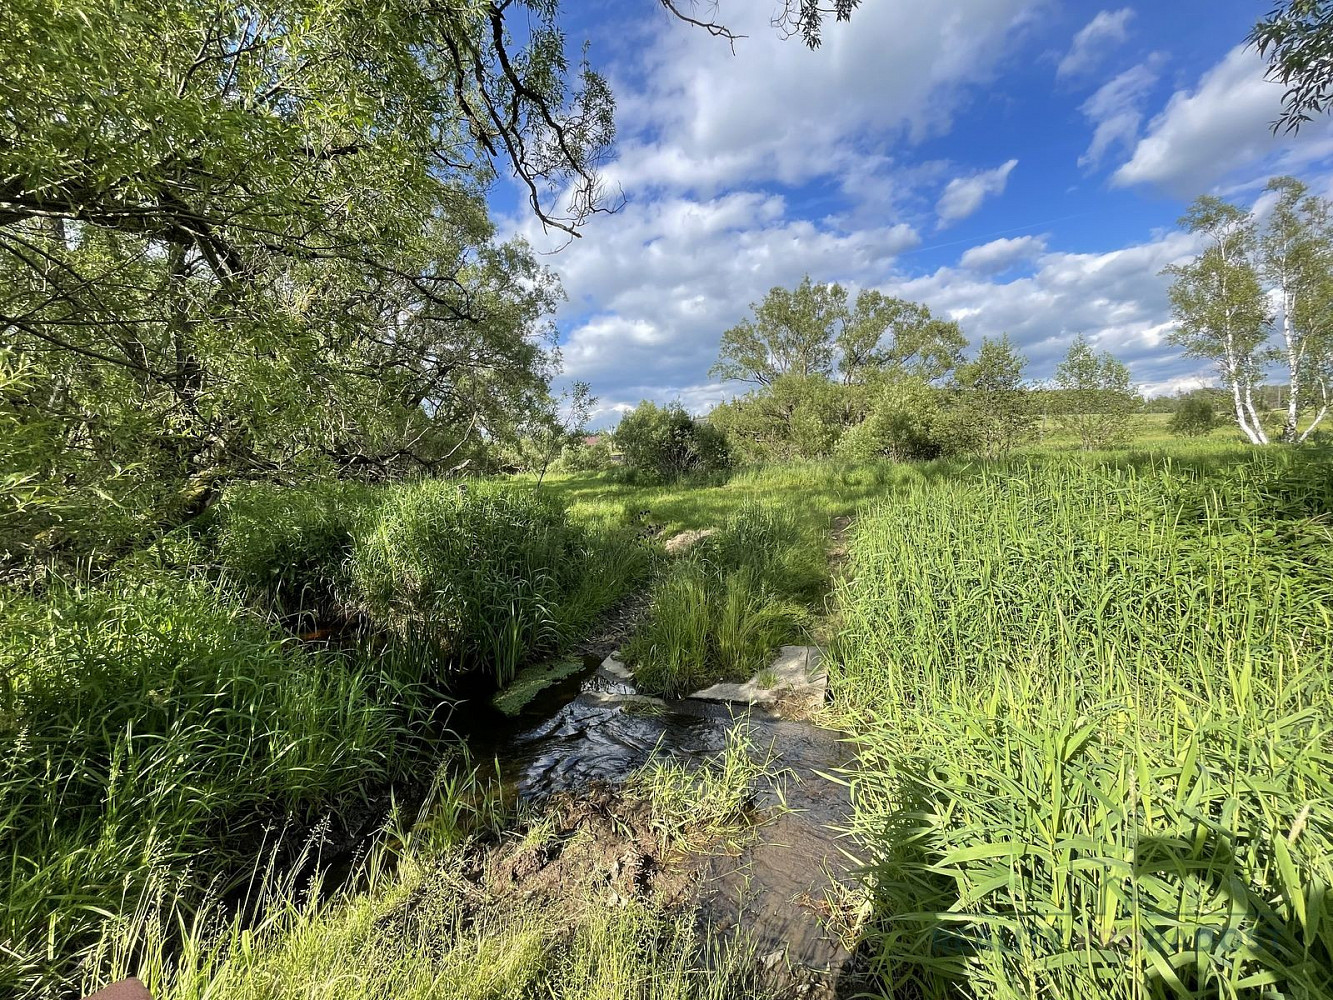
[689,646,827,714]
[583,652,639,696]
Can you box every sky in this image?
[499,0,1333,427]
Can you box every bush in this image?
[0,576,433,997]
[349,480,586,682]
[836,375,943,462]
[613,402,729,482]
[1169,392,1220,437]
[558,437,616,472]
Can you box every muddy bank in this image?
[450,652,866,997]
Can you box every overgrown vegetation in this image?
[0,575,441,997]
[625,500,813,697]
[831,452,1333,997]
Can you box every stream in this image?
[455,652,862,981]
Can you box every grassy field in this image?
[5,432,1332,999]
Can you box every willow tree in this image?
[0,0,613,561]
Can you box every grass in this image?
[2,477,647,998]
[830,450,1333,997]
[624,501,812,698]
[83,727,785,1000]
[0,573,442,999]
[631,724,784,851]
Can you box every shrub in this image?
[1169,392,1220,437]
[613,402,729,482]
[836,375,943,462]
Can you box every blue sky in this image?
[502,1,1333,426]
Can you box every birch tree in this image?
[1259,176,1333,442]
[1164,198,1273,445]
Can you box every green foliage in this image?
[943,335,1034,458]
[0,575,437,998]
[212,480,378,621]
[1,0,614,566]
[613,402,730,483]
[710,374,856,463]
[836,374,944,461]
[1169,392,1221,437]
[627,500,808,698]
[1051,335,1139,450]
[832,454,1333,997]
[349,480,585,683]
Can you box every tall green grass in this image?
[832,453,1333,998]
[0,574,440,998]
[627,500,809,698]
[214,478,647,684]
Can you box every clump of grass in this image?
[833,453,1333,997]
[0,573,439,998]
[87,812,772,1000]
[211,480,378,623]
[627,501,809,698]
[630,725,782,850]
[350,479,643,684]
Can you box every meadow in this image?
[3,420,1331,1000]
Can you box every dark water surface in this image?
[455,655,861,978]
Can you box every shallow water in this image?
[456,655,860,978]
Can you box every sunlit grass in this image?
[830,450,1333,997]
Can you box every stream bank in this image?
[451,647,866,997]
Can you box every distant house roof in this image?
[583,434,602,447]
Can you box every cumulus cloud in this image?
[888,228,1204,379]
[1113,45,1333,194]
[602,0,1036,196]
[1079,57,1164,168]
[936,160,1019,226]
[517,190,921,418]
[1058,8,1135,79]
[959,235,1048,273]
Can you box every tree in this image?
[709,374,855,462]
[1169,393,1221,437]
[711,277,842,385]
[1164,197,1273,445]
[945,336,1033,459]
[1251,1,1333,133]
[1258,177,1333,441]
[836,291,966,384]
[614,401,729,482]
[1051,336,1139,450]
[714,279,964,387]
[532,382,597,485]
[1,0,613,562]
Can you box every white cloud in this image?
[1058,8,1135,79]
[959,235,1048,273]
[602,0,1036,196]
[936,159,1019,226]
[1114,45,1333,194]
[1079,57,1164,168]
[888,228,1205,378]
[519,190,921,412]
